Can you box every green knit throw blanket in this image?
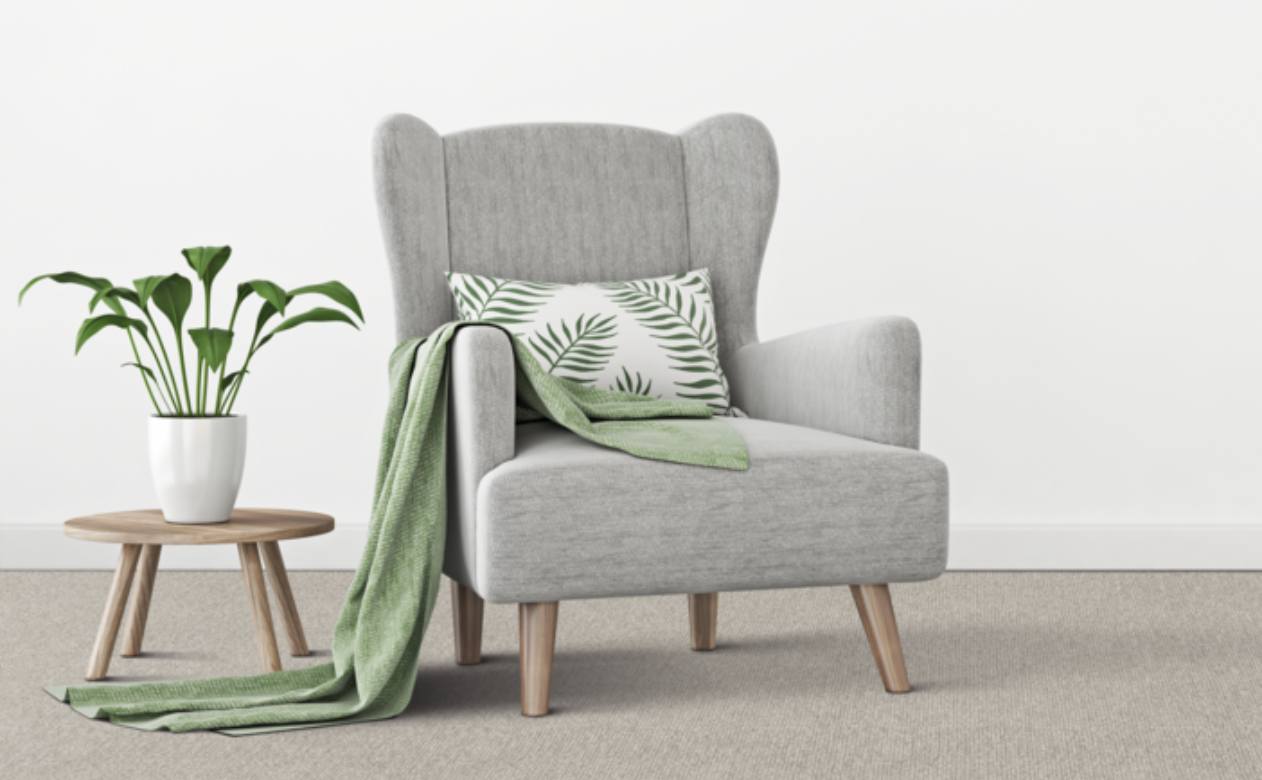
[47,322,748,734]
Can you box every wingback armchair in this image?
[373,113,949,716]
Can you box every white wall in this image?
[3,1,1260,567]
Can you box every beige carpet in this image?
[3,572,1260,779]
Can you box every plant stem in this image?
[214,368,235,415]
[139,331,180,414]
[174,337,193,414]
[222,358,247,415]
[125,328,165,415]
[215,303,242,416]
[200,282,212,414]
[222,335,260,415]
[213,327,236,415]
[114,293,179,414]
[139,309,184,415]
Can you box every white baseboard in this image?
[946,524,1262,570]
[1,523,1259,571]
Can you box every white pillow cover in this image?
[446,268,731,412]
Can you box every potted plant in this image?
[19,246,363,523]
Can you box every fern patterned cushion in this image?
[446,268,731,412]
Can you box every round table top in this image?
[64,508,334,545]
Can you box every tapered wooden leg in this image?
[687,593,719,651]
[519,601,559,717]
[850,584,911,693]
[451,581,484,665]
[259,540,309,656]
[86,544,142,680]
[239,542,282,672]
[121,544,162,657]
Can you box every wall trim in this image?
[946,523,1262,570]
[2,523,1260,571]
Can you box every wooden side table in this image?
[65,508,334,681]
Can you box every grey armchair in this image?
[373,113,949,716]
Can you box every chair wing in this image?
[374,113,778,369]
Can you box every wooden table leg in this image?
[238,542,282,672]
[121,544,161,657]
[86,544,142,680]
[259,540,309,656]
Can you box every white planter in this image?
[148,416,247,524]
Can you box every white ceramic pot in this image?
[148,416,247,524]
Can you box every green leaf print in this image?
[604,273,729,410]
[527,313,617,385]
[614,366,654,397]
[446,272,557,326]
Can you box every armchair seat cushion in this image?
[472,418,948,603]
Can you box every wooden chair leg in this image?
[850,584,911,693]
[519,601,559,717]
[451,580,484,665]
[259,540,310,656]
[239,542,282,672]
[121,544,162,657]
[85,544,142,680]
[687,593,718,651]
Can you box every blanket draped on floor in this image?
[47,321,748,734]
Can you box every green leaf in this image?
[181,246,232,285]
[18,272,112,304]
[75,315,147,354]
[132,275,167,308]
[528,314,617,385]
[678,391,727,403]
[150,274,193,334]
[120,361,160,384]
[604,274,729,411]
[447,273,556,325]
[254,299,284,336]
[257,307,359,348]
[614,366,654,397]
[244,279,288,315]
[288,280,363,322]
[220,369,248,394]
[188,327,234,371]
[88,286,139,316]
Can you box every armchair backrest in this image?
[373,113,778,367]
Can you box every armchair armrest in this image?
[447,324,516,586]
[727,316,922,449]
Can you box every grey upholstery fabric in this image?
[446,325,516,586]
[373,113,778,361]
[728,316,923,449]
[680,116,779,367]
[374,115,453,341]
[444,125,690,284]
[373,113,947,601]
[475,419,948,603]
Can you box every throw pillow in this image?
[445,268,731,412]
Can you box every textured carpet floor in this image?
[3,572,1260,778]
